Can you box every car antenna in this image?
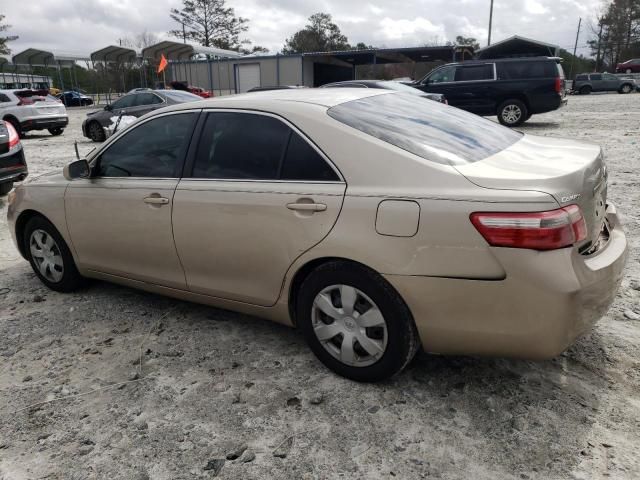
[74,140,80,160]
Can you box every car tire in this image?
[626,68,633,74]
[23,215,86,292]
[88,121,106,142]
[296,261,420,382]
[497,99,528,127]
[0,181,13,196]
[619,84,633,94]
[579,85,592,95]
[48,127,64,136]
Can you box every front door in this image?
[65,111,199,289]
[172,111,346,306]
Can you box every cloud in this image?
[3,0,601,57]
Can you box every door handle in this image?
[144,196,169,205]
[286,202,327,212]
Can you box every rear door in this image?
[602,73,620,91]
[590,74,604,91]
[172,110,346,306]
[452,63,496,113]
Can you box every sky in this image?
[3,0,601,58]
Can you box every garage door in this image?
[236,64,261,93]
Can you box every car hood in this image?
[455,134,607,248]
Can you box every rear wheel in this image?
[626,68,633,74]
[0,182,13,196]
[580,85,592,95]
[88,121,105,142]
[24,216,85,292]
[48,127,64,136]
[619,84,633,94]
[497,99,528,127]
[297,261,420,382]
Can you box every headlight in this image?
[7,190,16,205]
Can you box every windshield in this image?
[327,92,523,165]
[163,90,202,102]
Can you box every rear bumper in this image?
[0,148,28,183]
[21,116,68,132]
[385,203,627,359]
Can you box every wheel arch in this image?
[287,256,396,327]
[14,209,51,259]
[495,94,530,115]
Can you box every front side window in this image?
[193,112,339,181]
[110,95,135,110]
[134,93,163,106]
[426,66,456,84]
[328,92,523,166]
[590,74,602,81]
[95,113,196,178]
[603,74,617,80]
[455,64,494,82]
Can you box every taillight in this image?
[17,97,34,106]
[470,205,587,251]
[555,77,562,94]
[6,121,20,149]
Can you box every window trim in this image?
[184,108,345,184]
[423,63,496,85]
[90,110,201,180]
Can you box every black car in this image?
[81,89,202,142]
[409,57,567,126]
[58,91,94,107]
[0,120,27,195]
[320,80,446,103]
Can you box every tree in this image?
[455,36,480,51]
[122,30,159,49]
[0,14,18,55]
[587,0,640,69]
[283,13,351,53]
[169,0,249,51]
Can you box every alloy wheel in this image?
[622,85,632,93]
[311,284,388,367]
[502,104,522,125]
[29,229,64,283]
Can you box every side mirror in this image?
[63,159,90,180]
[104,104,112,111]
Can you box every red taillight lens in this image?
[555,77,562,94]
[5,121,20,149]
[470,205,587,251]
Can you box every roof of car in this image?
[164,88,390,111]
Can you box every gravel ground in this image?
[1,94,639,480]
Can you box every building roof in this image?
[302,46,471,65]
[12,48,90,66]
[141,40,241,61]
[91,45,138,63]
[476,35,559,59]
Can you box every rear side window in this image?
[455,64,494,81]
[281,132,338,181]
[111,95,135,109]
[590,74,602,81]
[0,93,10,102]
[134,93,163,106]
[498,61,557,79]
[327,92,523,166]
[193,112,339,181]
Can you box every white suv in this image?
[0,89,68,137]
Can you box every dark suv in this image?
[409,57,567,126]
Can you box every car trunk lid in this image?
[455,134,607,250]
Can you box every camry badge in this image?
[561,193,582,203]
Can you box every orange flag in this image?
[157,54,168,74]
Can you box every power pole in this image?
[182,22,187,44]
[488,0,494,46]
[570,17,582,79]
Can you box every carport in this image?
[91,46,139,100]
[11,48,91,91]
[476,35,560,59]
[141,40,241,87]
[303,46,472,86]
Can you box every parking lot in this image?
[0,93,639,480]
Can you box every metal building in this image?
[476,36,560,60]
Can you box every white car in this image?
[0,89,68,137]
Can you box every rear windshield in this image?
[163,90,202,102]
[327,93,522,165]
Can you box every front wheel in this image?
[497,99,528,127]
[626,68,633,74]
[24,215,86,292]
[619,84,633,94]
[0,181,13,196]
[88,121,105,142]
[297,261,420,382]
[48,127,64,136]
[580,85,592,95]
